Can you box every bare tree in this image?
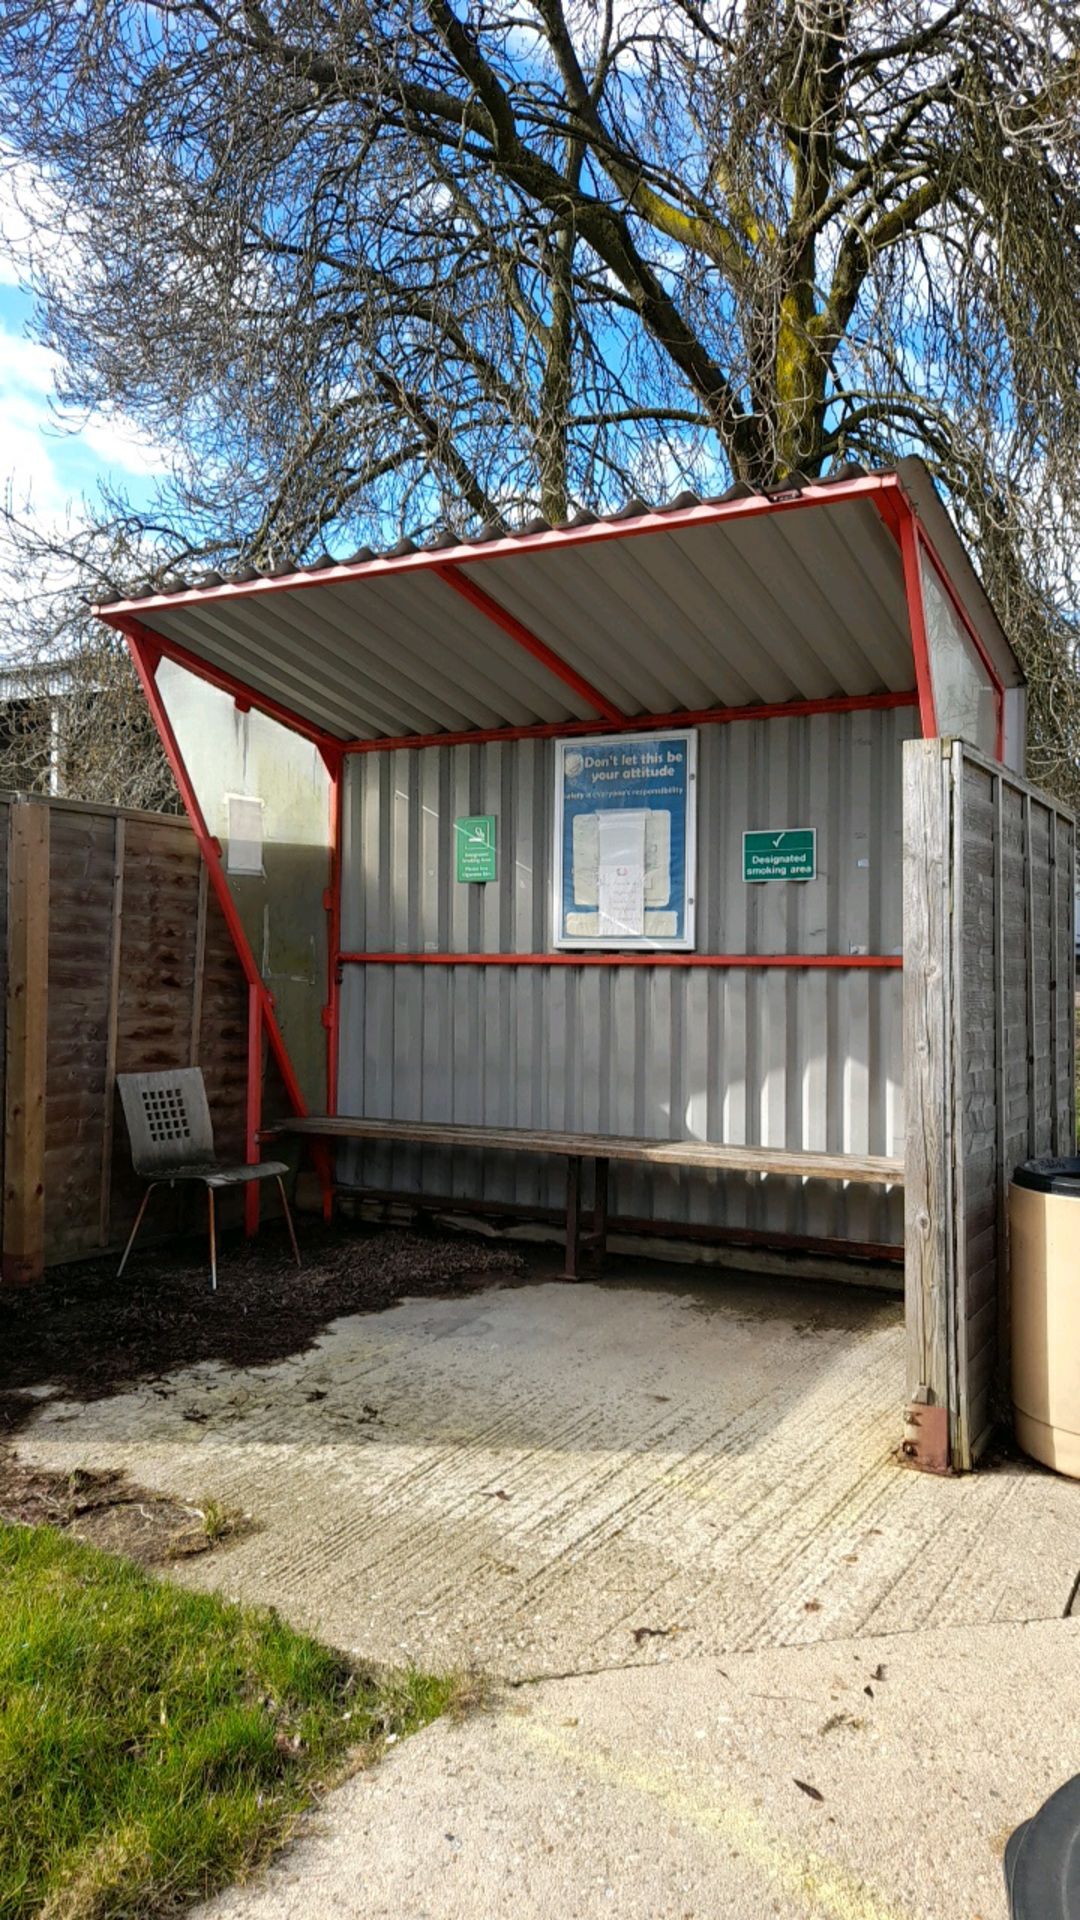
[0,509,175,809]
[1,2,1078,795]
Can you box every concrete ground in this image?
[194,1618,1080,1920]
[14,1260,1080,1916]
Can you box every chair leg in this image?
[207,1186,218,1293]
[117,1184,157,1278]
[276,1176,302,1269]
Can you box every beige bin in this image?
[1010,1158,1080,1478]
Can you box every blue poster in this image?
[554,729,697,949]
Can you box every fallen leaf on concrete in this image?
[794,1779,825,1803]
[820,1712,866,1736]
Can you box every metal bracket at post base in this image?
[901,1390,952,1474]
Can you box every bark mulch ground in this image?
[1,1220,525,1412]
[0,1219,526,1554]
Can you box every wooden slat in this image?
[1045,798,1053,1144]
[992,773,1009,1403]
[189,858,208,1065]
[902,739,954,1410]
[272,1114,903,1184]
[98,816,125,1246]
[951,742,968,1466]
[3,802,49,1284]
[45,809,117,1261]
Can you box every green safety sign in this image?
[455,814,497,883]
[743,828,816,882]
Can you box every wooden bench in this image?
[270,1116,904,1280]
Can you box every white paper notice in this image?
[572,808,671,911]
[226,794,265,875]
[596,809,647,938]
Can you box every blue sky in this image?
[0,279,164,524]
[0,208,165,534]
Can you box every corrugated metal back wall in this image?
[337,706,916,1247]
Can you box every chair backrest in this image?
[117,1068,216,1177]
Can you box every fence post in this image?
[902,739,955,1471]
[3,800,49,1285]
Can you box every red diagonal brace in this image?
[434,562,624,724]
[121,621,309,1121]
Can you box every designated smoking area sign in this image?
[743,828,816,882]
[455,814,498,882]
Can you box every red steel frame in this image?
[324,753,344,1119]
[245,986,263,1234]
[99,471,906,624]
[343,688,917,756]
[128,619,346,767]
[892,501,1006,757]
[434,561,624,724]
[915,525,1007,761]
[120,621,336,1228]
[104,475,1012,1232]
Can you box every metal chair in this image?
[116,1068,300,1290]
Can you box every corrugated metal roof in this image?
[95,462,1021,744]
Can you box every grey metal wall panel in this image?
[337,706,917,1247]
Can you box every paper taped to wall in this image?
[226,794,265,875]
[596,808,647,937]
[572,808,672,907]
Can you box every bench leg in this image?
[592,1157,609,1274]
[562,1155,583,1280]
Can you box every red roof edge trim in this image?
[93,472,901,621]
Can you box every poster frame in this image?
[551,727,698,951]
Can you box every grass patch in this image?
[0,1523,455,1919]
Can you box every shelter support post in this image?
[324,752,343,1121]
[2,800,49,1285]
[897,505,938,741]
[902,740,956,1470]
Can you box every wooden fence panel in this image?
[0,795,251,1276]
[904,740,1076,1470]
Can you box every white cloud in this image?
[0,326,69,519]
[0,310,169,533]
[0,148,80,291]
